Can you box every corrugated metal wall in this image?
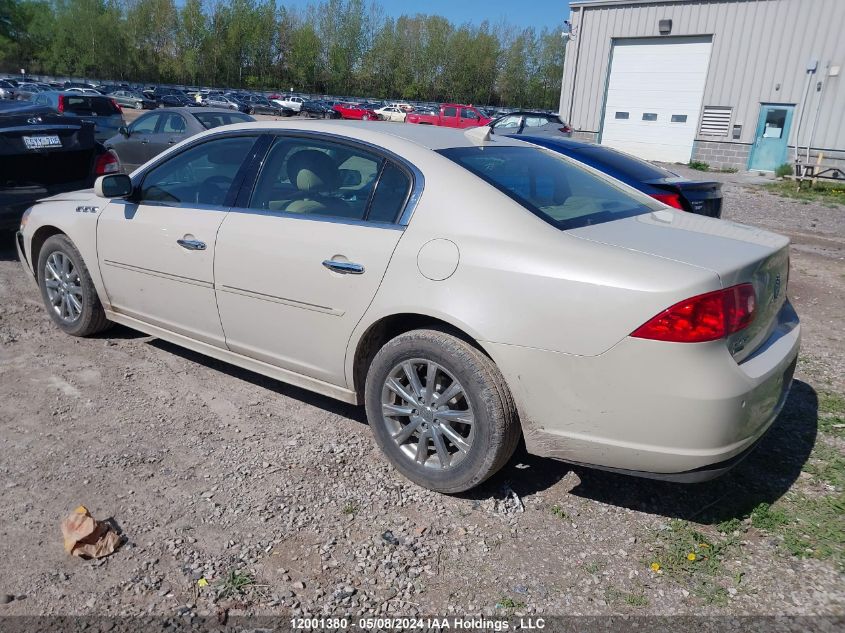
[559,0,845,153]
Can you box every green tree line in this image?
[0,0,566,109]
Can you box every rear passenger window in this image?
[443,107,457,117]
[161,113,187,134]
[368,163,412,223]
[249,137,382,220]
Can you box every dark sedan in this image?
[105,107,254,173]
[308,99,340,117]
[0,102,117,230]
[521,135,723,218]
[300,99,341,118]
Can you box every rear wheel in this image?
[37,235,110,337]
[365,329,520,493]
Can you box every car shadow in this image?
[137,335,820,522]
[148,339,367,423]
[481,379,819,525]
[0,230,20,261]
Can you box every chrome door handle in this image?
[322,260,364,274]
[177,238,206,251]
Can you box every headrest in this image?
[287,150,339,193]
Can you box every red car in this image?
[405,103,492,128]
[332,103,378,121]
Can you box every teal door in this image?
[748,104,794,171]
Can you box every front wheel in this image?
[37,235,110,337]
[365,329,521,493]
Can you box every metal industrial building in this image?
[559,0,845,172]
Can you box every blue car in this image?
[516,135,723,218]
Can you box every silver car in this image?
[16,121,799,493]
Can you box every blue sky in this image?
[283,0,571,31]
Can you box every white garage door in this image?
[600,36,712,163]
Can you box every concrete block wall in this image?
[691,140,752,171]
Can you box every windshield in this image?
[438,145,660,229]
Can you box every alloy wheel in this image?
[43,251,83,323]
[380,359,475,470]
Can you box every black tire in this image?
[37,234,110,337]
[365,329,521,493]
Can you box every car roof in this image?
[516,135,598,150]
[153,107,241,115]
[218,119,527,151]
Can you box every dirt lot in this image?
[0,166,843,619]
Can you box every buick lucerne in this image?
[16,121,800,492]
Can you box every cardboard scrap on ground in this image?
[60,505,121,559]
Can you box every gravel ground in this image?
[0,168,843,620]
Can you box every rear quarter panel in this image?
[345,147,720,385]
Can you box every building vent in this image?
[699,106,732,136]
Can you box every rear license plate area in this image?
[23,135,62,150]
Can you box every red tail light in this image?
[94,150,120,176]
[650,192,685,210]
[559,125,572,134]
[57,94,65,113]
[110,98,123,114]
[631,284,756,343]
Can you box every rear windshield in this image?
[62,96,120,116]
[193,111,253,129]
[438,146,659,229]
[571,145,677,181]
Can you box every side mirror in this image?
[118,126,130,137]
[95,174,133,199]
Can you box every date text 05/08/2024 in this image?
[291,617,547,630]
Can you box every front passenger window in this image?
[140,136,256,206]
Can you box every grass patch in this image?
[715,517,743,534]
[216,569,255,600]
[818,392,845,437]
[605,586,649,608]
[803,442,845,489]
[342,502,359,515]
[716,167,739,174]
[496,597,526,611]
[763,180,845,206]
[688,160,710,171]
[584,560,605,575]
[647,520,739,605]
[550,505,568,520]
[750,502,789,531]
[650,520,735,577]
[774,163,793,178]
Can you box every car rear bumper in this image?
[487,299,801,480]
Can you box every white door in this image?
[214,134,414,386]
[97,135,259,346]
[600,36,712,163]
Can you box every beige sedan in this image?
[16,121,799,492]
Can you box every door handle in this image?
[322,260,364,274]
[177,238,206,251]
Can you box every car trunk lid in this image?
[569,210,790,361]
[0,110,96,187]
